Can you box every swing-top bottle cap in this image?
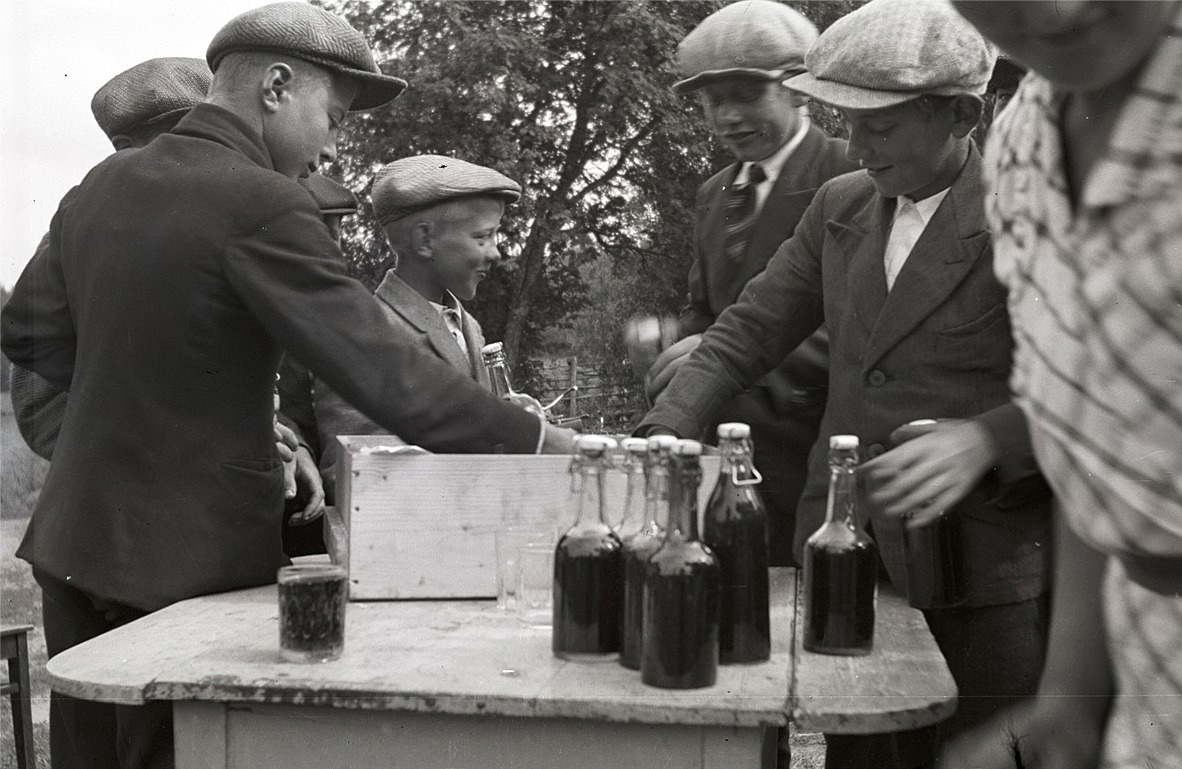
[717,422,750,439]
[647,434,678,454]
[480,341,504,356]
[575,434,617,456]
[672,439,703,457]
[829,434,858,450]
[620,437,649,455]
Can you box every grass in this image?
[0,391,822,768]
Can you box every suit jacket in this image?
[312,271,491,503]
[679,124,855,565]
[0,104,541,612]
[644,147,1052,606]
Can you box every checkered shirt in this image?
[984,8,1182,558]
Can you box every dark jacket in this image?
[679,123,855,564]
[0,104,540,611]
[644,147,1052,606]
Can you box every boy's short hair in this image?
[90,57,212,141]
[206,1,406,111]
[371,155,521,227]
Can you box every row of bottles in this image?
[552,426,774,688]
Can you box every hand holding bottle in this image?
[861,418,997,524]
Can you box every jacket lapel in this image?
[862,149,990,368]
[463,315,490,389]
[374,273,473,375]
[703,164,740,261]
[831,192,893,341]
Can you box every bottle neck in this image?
[666,459,701,542]
[485,358,514,398]
[643,464,670,532]
[572,463,607,529]
[823,463,858,530]
[618,463,646,536]
[718,437,758,486]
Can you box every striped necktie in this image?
[723,164,766,261]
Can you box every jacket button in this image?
[868,369,887,387]
[868,443,885,458]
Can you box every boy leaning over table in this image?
[638,0,1053,766]
[944,2,1182,768]
[312,155,521,504]
[0,3,575,766]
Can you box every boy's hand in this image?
[274,421,299,464]
[644,334,701,402]
[540,423,579,454]
[861,419,997,524]
[286,445,326,525]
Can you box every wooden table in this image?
[47,569,955,769]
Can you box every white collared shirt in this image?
[883,188,949,290]
[732,117,811,212]
[428,291,469,358]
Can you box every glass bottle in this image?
[615,437,650,538]
[553,434,624,659]
[481,342,546,419]
[619,434,675,671]
[703,423,770,664]
[803,435,878,655]
[641,439,720,688]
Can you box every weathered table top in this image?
[48,567,956,734]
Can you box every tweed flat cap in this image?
[372,155,521,226]
[90,57,212,140]
[674,1,818,94]
[301,173,359,216]
[207,2,406,111]
[785,0,994,110]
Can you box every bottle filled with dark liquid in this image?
[553,435,624,660]
[703,422,771,664]
[615,437,650,539]
[619,434,675,670]
[481,342,547,419]
[642,439,720,688]
[803,435,877,655]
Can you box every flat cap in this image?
[301,173,359,216]
[90,57,212,140]
[207,2,406,111]
[786,0,994,110]
[674,1,817,94]
[372,155,521,226]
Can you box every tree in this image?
[321,0,727,376]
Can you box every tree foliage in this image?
[319,1,864,416]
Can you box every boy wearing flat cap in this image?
[641,0,1052,765]
[646,0,856,568]
[2,3,573,765]
[312,155,519,503]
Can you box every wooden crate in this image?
[336,435,722,601]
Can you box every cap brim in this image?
[336,67,408,112]
[784,72,921,110]
[673,68,785,95]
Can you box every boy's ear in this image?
[110,135,134,151]
[411,221,435,261]
[261,62,295,113]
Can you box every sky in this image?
[0,0,268,290]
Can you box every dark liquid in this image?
[903,513,965,609]
[278,575,346,659]
[641,550,720,688]
[803,541,877,655]
[552,532,623,657]
[619,533,662,670]
[704,507,770,664]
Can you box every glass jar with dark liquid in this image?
[703,422,770,664]
[619,434,675,670]
[642,439,721,688]
[553,435,624,660]
[803,435,877,655]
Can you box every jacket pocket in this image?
[936,303,1007,346]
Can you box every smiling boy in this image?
[1,4,571,765]
[312,155,521,501]
[640,0,1052,765]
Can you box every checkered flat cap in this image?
[372,155,521,226]
[207,2,406,111]
[301,173,359,216]
[786,0,995,110]
[90,57,212,140]
[673,0,817,94]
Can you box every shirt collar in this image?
[895,187,950,227]
[428,291,464,317]
[735,117,811,186]
[1079,4,1182,209]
